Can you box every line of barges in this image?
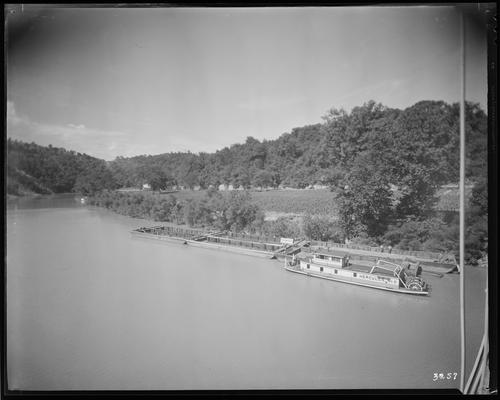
[131,225,459,296]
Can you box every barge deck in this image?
[131,225,457,278]
[132,226,282,258]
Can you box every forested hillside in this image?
[107,100,487,191]
[6,99,488,263]
[6,139,116,195]
[7,100,486,195]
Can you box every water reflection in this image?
[6,196,486,391]
[7,194,85,210]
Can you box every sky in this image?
[6,5,489,161]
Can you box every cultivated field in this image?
[159,188,338,217]
[159,186,466,217]
[250,189,338,216]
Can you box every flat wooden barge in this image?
[131,225,457,280]
[131,225,282,258]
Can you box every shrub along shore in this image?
[9,99,487,266]
[87,187,486,265]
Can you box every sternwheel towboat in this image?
[285,251,430,296]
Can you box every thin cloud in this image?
[67,123,86,129]
[7,100,130,160]
[7,101,23,126]
[6,100,224,159]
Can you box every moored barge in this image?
[131,225,282,258]
[285,251,430,295]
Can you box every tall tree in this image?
[388,101,455,219]
[334,152,393,239]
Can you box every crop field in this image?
[158,188,338,216]
[158,187,467,216]
[159,190,207,202]
[250,189,338,216]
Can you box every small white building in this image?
[142,183,151,190]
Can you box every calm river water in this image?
[6,195,487,390]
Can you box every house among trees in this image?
[142,183,151,190]
[116,187,141,192]
[313,184,328,190]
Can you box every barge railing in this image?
[133,225,283,253]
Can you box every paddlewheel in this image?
[406,276,429,292]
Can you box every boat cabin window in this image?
[317,254,341,261]
[320,267,324,272]
[306,264,310,269]
[353,272,357,277]
[334,269,338,274]
[314,254,346,267]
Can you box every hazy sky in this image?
[6,5,489,161]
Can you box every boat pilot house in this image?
[297,251,350,274]
[311,252,349,269]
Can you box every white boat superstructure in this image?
[285,252,430,295]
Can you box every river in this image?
[6,194,487,390]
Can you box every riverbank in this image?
[7,195,487,390]
[7,192,80,199]
[7,193,44,200]
[131,223,461,277]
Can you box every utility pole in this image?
[459,9,466,393]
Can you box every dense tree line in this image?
[106,100,486,192]
[88,189,264,234]
[7,139,117,195]
[7,100,486,196]
[102,99,488,263]
[87,189,347,245]
[7,99,488,263]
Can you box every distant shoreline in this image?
[7,192,81,200]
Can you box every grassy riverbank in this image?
[87,188,479,263]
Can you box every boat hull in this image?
[285,266,429,296]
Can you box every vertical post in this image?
[479,273,489,393]
[459,9,466,394]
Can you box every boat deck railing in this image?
[133,225,282,252]
[308,240,455,264]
